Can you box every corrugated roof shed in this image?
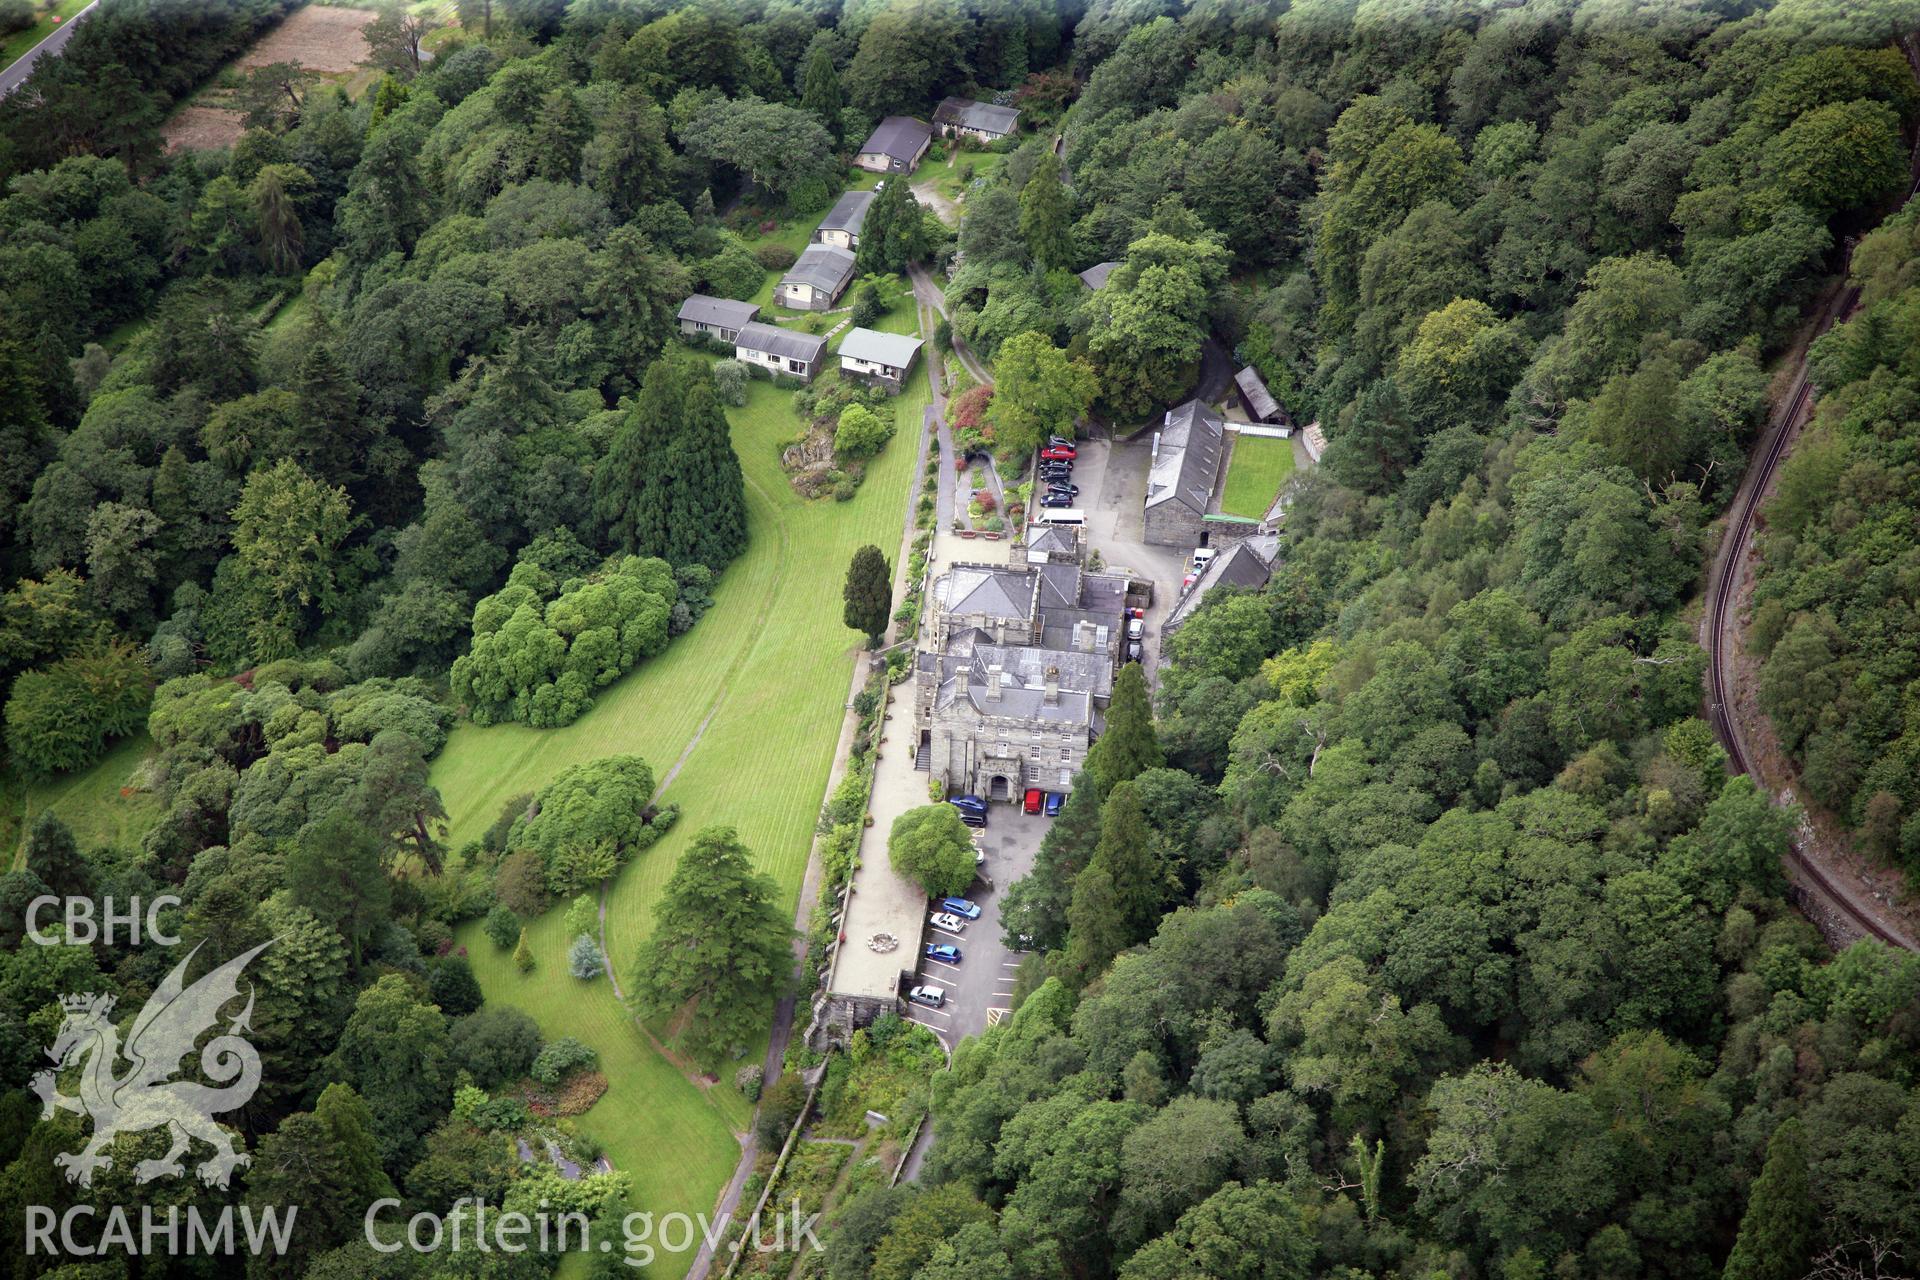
[1234,365,1284,422]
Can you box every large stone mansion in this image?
[912,551,1130,801]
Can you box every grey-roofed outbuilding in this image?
[814,190,875,250]
[1144,400,1227,547]
[1233,365,1289,425]
[677,294,760,341]
[933,96,1021,140]
[838,327,923,385]
[733,322,829,382]
[1077,261,1118,290]
[854,116,933,173]
[774,244,857,311]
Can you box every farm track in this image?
[1703,43,1920,952]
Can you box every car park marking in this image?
[907,1016,950,1036]
[985,1009,1005,1026]
[931,927,966,940]
[923,959,963,974]
[1001,961,1024,968]
[908,1004,951,1019]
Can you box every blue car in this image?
[948,795,987,812]
[940,898,981,920]
[925,944,962,964]
[1044,792,1063,817]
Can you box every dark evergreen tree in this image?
[1085,662,1162,795]
[1723,1118,1816,1280]
[629,825,792,1067]
[857,177,929,275]
[1019,153,1075,270]
[843,544,892,644]
[800,43,843,143]
[662,379,747,570]
[24,813,93,902]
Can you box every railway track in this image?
[1702,51,1920,952]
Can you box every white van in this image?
[1034,508,1085,526]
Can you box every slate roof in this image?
[838,327,923,369]
[779,244,857,295]
[1234,365,1285,422]
[938,564,1035,620]
[1146,400,1226,515]
[678,295,760,328]
[1077,261,1118,290]
[1027,525,1078,555]
[818,189,875,236]
[734,322,827,364]
[933,96,1021,136]
[858,116,933,164]
[936,658,1093,726]
[1166,535,1279,633]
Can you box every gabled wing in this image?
[118,939,274,1094]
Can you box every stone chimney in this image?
[1043,666,1060,706]
[985,664,1003,702]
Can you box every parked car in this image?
[1023,788,1043,814]
[925,943,962,964]
[930,911,967,932]
[949,794,987,811]
[1046,484,1079,497]
[1039,464,1072,477]
[1040,493,1073,508]
[907,984,945,1008]
[940,897,982,920]
[1040,445,1077,460]
[956,808,986,828]
[1044,792,1063,817]
[1127,616,1144,640]
[1048,435,1074,447]
[1127,640,1142,660]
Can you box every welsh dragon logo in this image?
[31,939,273,1188]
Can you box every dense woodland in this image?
[0,0,1918,1279]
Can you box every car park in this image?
[1044,792,1063,817]
[925,943,962,964]
[907,984,945,1008]
[940,897,982,920]
[930,911,966,932]
[1023,787,1043,814]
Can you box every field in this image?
[439,307,928,1268]
[1218,432,1296,519]
[5,732,162,868]
[160,4,376,152]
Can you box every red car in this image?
[1040,445,1077,461]
[1023,788,1043,814]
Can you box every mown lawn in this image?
[1218,433,1295,519]
[435,300,927,1259]
[5,732,164,869]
